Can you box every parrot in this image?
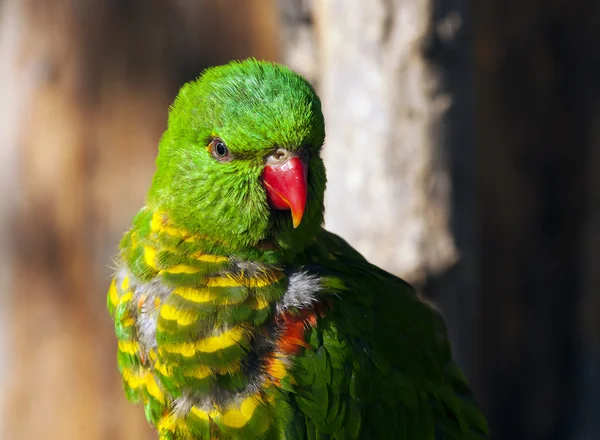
[107,59,488,440]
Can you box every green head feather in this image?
[147,59,326,261]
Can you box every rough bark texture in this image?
[278,0,318,83]
[312,0,479,384]
[315,0,458,282]
[0,1,278,439]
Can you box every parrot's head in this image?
[147,59,326,260]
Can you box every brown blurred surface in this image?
[0,0,278,438]
[475,1,600,438]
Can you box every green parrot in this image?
[107,59,488,440]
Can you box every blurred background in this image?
[0,0,598,439]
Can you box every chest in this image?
[109,260,324,438]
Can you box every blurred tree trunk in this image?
[0,1,278,439]
[304,0,480,387]
[316,0,456,281]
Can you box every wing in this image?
[288,230,488,439]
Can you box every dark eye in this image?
[210,138,231,162]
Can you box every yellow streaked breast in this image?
[121,317,135,327]
[161,327,246,356]
[157,413,177,433]
[246,271,285,288]
[144,245,158,269]
[120,275,130,291]
[267,356,288,380]
[253,297,271,311]
[160,254,229,275]
[108,279,119,306]
[145,372,165,403]
[154,359,171,377]
[118,340,139,355]
[194,253,229,263]
[206,271,283,289]
[185,364,212,379]
[221,395,260,428]
[122,367,146,389]
[206,275,244,288]
[119,291,133,305]
[151,211,188,238]
[172,286,216,304]
[159,304,197,326]
[190,406,210,421]
[162,264,201,275]
[195,327,246,353]
[130,231,139,250]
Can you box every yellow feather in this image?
[144,245,158,269]
[194,253,229,263]
[253,297,271,310]
[151,211,187,238]
[185,365,212,379]
[108,279,119,306]
[172,286,215,304]
[121,317,135,327]
[130,231,138,250]
[205,275,244,288]
[145,373,165,404]
[120,275,130,291]
[268,357,288,380]
[122,367,146,389]
[195,327,246,353]
[221,395,260,428]
[118,340,139,355]
[154,359,171,377]
[246,270,284,288]
[206,270,283,288]
[162,264,201,274]
[157,412,177,433]
[159,304,197,326]
[119,291,133,305]
[190,406,210,421]
[160,327,246,356]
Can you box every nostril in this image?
[274,148,287,160]
[266,148,293,166]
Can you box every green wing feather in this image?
[288,230,488,439]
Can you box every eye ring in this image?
[209,138,232,162]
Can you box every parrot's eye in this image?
[209,138,232,162]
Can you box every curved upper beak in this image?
[262,149,308,228]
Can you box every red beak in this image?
[262,155,307,228]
